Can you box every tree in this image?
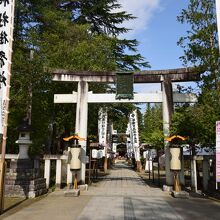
[141,104,164,149]
[177,0,220,97]
[175,0,220,146]
[59,0,150,70]
[7,0,149,154]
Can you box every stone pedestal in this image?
[5,159,47,198]
[171,190,189,199]
[64,189,80,197]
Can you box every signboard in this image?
[116,72,134,99]
[0,0,15,134]
[216,121,220,182]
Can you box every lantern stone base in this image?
[64,189,80,197]
[171,190,189,199]
[5,159,47,198]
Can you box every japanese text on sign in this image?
[0,0,15,133]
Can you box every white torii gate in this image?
[53,68,200,185]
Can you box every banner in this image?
[129,109,140,160]
[129,109,139,147]
[216,121,220,182]
[0,0,15,133]
[98,108,108,145]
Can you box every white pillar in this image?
[75,81,88,184]
[44,159,51,189]
[202,158,210,191]
[55,159,62,188]
[162,78,174,186]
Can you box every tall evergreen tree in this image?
[173,0,220,146]
[8,0,150,153]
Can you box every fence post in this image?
[56,159,62,189]
[44,159,51,189]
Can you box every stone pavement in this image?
[2,162,220,220]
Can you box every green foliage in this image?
[174,0,220,146]
[141,104,164,149]
[7,0,148,154]
[107,103,135,133]
[171,103,219,145]
[177,0,220,96]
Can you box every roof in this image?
[63,135,86,141]
[165,135,187,142]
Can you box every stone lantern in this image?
[16,120,32,159]
[5,120,47,198]
[165,135,189,198]
[63,135,84,196]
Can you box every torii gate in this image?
[52,67,200,185]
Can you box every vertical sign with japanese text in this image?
[98,108,108,146]
[216,121,220,182]
[129,110,140,160]
[0,0,15,134]
[129,110,139,147]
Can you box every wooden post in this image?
[88,148,91,184]
[152,161,155,183]
[0,161,6,214]
[0,0,16,213]
[158,160,160,187]
[173,171,181,192]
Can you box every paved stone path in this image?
[77,163,182,220]
[2,162,220,220]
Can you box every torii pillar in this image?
[75,81,88,184]
[162,76,174,186]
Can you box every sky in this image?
[118,0,197,93]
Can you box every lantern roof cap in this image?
[165,135,187,142]
[63,135,86,141]
[17,120,32,132]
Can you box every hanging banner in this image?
[129,109,139,147]
[0,0,15,134]
[98,108,108,145]
[216,121,220,182]
[129,109,140,160]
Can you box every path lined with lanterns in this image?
[3,161,220,220]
